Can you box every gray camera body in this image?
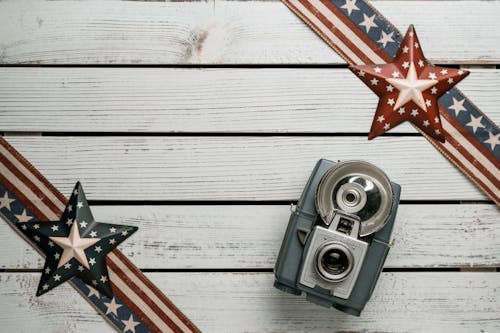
[274,159,401,316]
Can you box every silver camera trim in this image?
[315,160,393,237]
[336,182,367,213]
[315,242,353,282]
[298,225,368,299]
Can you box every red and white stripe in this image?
[0,138,201,333]
[283,0,500,203]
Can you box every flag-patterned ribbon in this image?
[0,137,201,333]
[283,0,499,203]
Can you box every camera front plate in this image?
[298,226,368,299]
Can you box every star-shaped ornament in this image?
[350,25,470,142]
[0,191,15,210]
[18,182,138,298]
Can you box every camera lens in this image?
[315,243,353,282]
[322,248,350,275]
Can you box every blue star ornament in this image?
[18,182,138,298]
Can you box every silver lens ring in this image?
[315,242,353,282]
[336,182,367,213]
[315,161,393,236]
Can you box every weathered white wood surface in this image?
[0,1,499,64]
[0,68,498,133]
[1,204,498,269]
[0,272,498,333]
[4,136,488,201]
[1,0,498,331]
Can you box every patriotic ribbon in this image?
[0,138,201,333]
[283,0,500,203]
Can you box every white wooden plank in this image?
[1,204,498,269]
[0,273,113,333]
[3,136,488,200]
[0,1,499,64]
[0,272,498,332]
[0,68,497,133]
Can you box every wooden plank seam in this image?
[0,137,201,333]
[282,0,499,203]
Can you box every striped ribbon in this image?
[0,138,201,333]
[283,0,500,203]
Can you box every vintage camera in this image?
[274,159,401,316]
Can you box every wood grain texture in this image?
[0,0,498,331]
[0,272,498,332]
[0,68,498,133]
[1,204,498,269]
[0,1,499,64]
[4,136,488,201]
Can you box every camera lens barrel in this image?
[315,242,354,282]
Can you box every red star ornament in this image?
[350,25,469,142]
